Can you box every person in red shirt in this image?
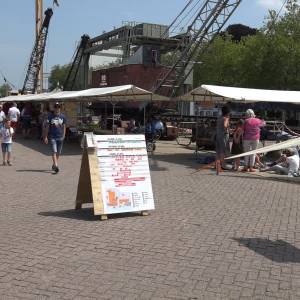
[242,109,265,172]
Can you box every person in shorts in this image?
[43,103,66,174]
[8,102,20,131]
[1,120,14,166]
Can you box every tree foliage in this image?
[194,0,300,90]
[48,64,71,91]
[0,83,11,97]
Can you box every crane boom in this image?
[63,34,90,91]
[22,8,53,94]
[153,0,242,96]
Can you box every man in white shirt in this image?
[0,104,6,129]
[8,102,20,131]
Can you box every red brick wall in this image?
[92,64,172,95]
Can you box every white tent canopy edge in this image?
[201,85,300,104]
[0,85,169,102]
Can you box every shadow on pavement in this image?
[233,238,300,263]
[39,208,144,221]
[16,169,52,173]
[150,153,200,170]
[15,137,81,156]
[149,157,169,172]
[195,172,300,185]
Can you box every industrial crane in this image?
[63,35,90,91]
[152,0,242,97]
[22,0,59,94]
[64,0,242,96]
[22,7,53,94]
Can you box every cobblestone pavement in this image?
[1,138,300,299]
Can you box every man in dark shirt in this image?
[43,103,66,174]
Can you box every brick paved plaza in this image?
[1,138,300,299]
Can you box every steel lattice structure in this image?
[22,8,53,94]
[152,0,242,96]
[63,34,90,91]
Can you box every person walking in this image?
[1,120,14,166]
[242,109,265,172]
[0,104,6,130]
[43,103,66,174]
[8,102,20,131]
[215,106,230,174]
[20,103,33,139]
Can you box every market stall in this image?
[178,84,300,155]
[1,85,169,134]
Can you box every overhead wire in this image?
[169,0,204,35]
[266,0,288,33]
[179,0,204,32]
[163,0,195,37]
[275,0,288,20]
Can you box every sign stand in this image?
[76,133,154,220]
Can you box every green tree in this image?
[193,0,300,91]
[0,83,11,97]
[48,64,71,91]
[194,36,244,87]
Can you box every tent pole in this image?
[144,102,146,133]
[194,94,199,158]
[111,101,115,134]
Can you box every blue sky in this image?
[0,0,286,88]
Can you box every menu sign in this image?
[95,135,155,214]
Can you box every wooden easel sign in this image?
[76,133,155,220]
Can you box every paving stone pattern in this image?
[1,138,300,299]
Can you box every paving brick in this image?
[1,139,300,299]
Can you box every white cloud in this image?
[256,0,285,10]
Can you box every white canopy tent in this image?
[0,85,169,103]
[192,85,300,104]
[178,84,300,104]
[0,85,169,130]
[177,86,227,102]
[178,84,300,159]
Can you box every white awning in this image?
[0,85,169,102]
[201,85,300,104]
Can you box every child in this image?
[231,119,244,171]
[1,120,14,166]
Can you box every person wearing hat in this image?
[43,102,66,174]
[242,109,265,172]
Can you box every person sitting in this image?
[128,118,137,133]
[151,116,164,138]
[261,148,299,177]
